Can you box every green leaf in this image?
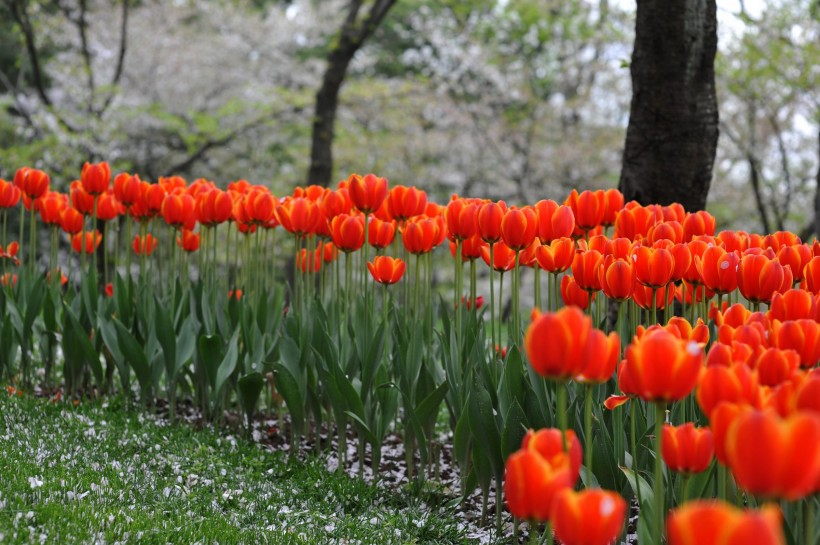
[453,399,472,472]
[415,380,449,426]
[114,318,151,395]
[620,466,655,507]
[215,329,239,396]
[237,372,265,421]
[468,375,503,477]
[500,400,527,461]
[154,297,176,379]
[63,304,103,387]
[198,335,224,388]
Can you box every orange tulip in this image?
[526,305,610,381]
[0,178,21,208]
[662,423,714,475]
[755,348,800,387]
[161,192,196,229]
[504,447,573,523]
[195,187,233,226]
[401,217,439,255]
[696,362,761,418]
[534,237,575,273]
[347,173,387,215]
[804,255,820,293]
[69,181,94,216]
[534,199,575,243]
[367,256,406,285]
[551,488,626,545]
[619,328,704,403]
[648,220,684,245]
[500,207,538,251]
[296,246,322,273]
[368,217,396,249]
[667,501,785,545]
[386,185,426,221]
[737,254,785,304]
[577,328,620,384]
[633,245,675,288]
[613,203,661,240]
[480,240,516,273]
[565,189,604,232]
[722,408,820,500]
[14,167,50,200]
[522,428,583,485]
[477,200,506,244]
[445,197,478,241]
[60,208,84,235]
[113,172,142,207]
[330,213,365,253]
[321,241,338,263]
[561,274,594,310]
[71,230,102,254]
[771,319,820,369]
[37,192,67,226]
[451,234,484,261]
[80,162,111,196]
[598,256,633,301]
[768,289,820,322]
[276,197,321,237]
[176,229,200,253]
[571,249,603,292]
[682,210,716,240]
[601,188,624,227]
[695,246,740,294]
[321,188,352,220]
[132,234,157,256]
[776,244,811,283]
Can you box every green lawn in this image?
[0,394,483,544]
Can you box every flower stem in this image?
[654,402,666,545]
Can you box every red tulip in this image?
[633,245,675,288]
[534,238,575,273]
[667,502,785,545]
[402,217,440,255]
[176,229,200,253]
[15,167,50,200]
[368,217,396,249]
[348,173,388,215]
[571,249,603,292]
[561,274,594,310]
[619,328,704,403]
[132,234,158,256]
[682,210,716,240]
[694,246,740,294]
[60,208,84,235]
[551,488,626,545]
[565,189,604,232]
[386,185,427,221]
[662,423,714,475]
[0,178,21,208]
[330,213,365,253]
[737,254,785,304]
[81,162,111,196]
[500,207,537,251]
[477,200,506,244]
[71,230,102,254]
[367,256,406,285]
[534,200,575,243]
[480,240,516,273]
[113,172,142,207]
[161,192,196,229]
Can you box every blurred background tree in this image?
[0,0,817,234]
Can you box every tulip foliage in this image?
[1,165,819,544]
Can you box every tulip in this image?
[401,217,439,255]
[60,208,84,235]
[296,246,321,273]
[695,245,741,295]
[477,200,506,244]
[598,256,633,301]
[631,281,676,311]
[161,192,196,229]
[132,234,158,256]
[71,230,102,254]
[80,162,111,196]
[321,188,352,220]
[0,178,22,209]
[243,189,276,226]
[551,488,626,545]
[367,256,405,285]
[755,348,800,387]
[445,197,479,241]
[534,200,575,243]
[565,189,605,233]
[613,203,661,240]
[667,502,785,545]
[768,289,820,322]
[571,249,603,293]
[113,172,142,207]
[682,210,716,240]
[771,319,820,369]
[737,254,786,305]
[804,255,820,293]
[176,229,200,253]
[14,167,50,200]
[348,173,388,215]
[500,207,538,252]
[633,245,675,288]
[504,447,573,523]
[561,274,594,310]
[720,408,820,500]
[368,217,395,249]
[276,197,321,237]
[696,361,760,418]
[662,423,714,478]
[330,213,365,253]
[386,185,426,221]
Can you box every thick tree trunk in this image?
[307,0,397,187]
[619,0,719,211]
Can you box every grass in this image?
[0,393,480,544]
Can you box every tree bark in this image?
[307,0,397,187]
[619,0,719,211]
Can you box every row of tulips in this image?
[1,163,819,544]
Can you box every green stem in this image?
[631,400,642,508]
[534,266,541,310]
[585,384,594,482]
[488,244,496,353]
[557,382,568,452]
[513,251,520,343]
[654,402,665,545]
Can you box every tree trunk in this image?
[307,0,398,187]
[619,0,719,212]
[307,43,360,187]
